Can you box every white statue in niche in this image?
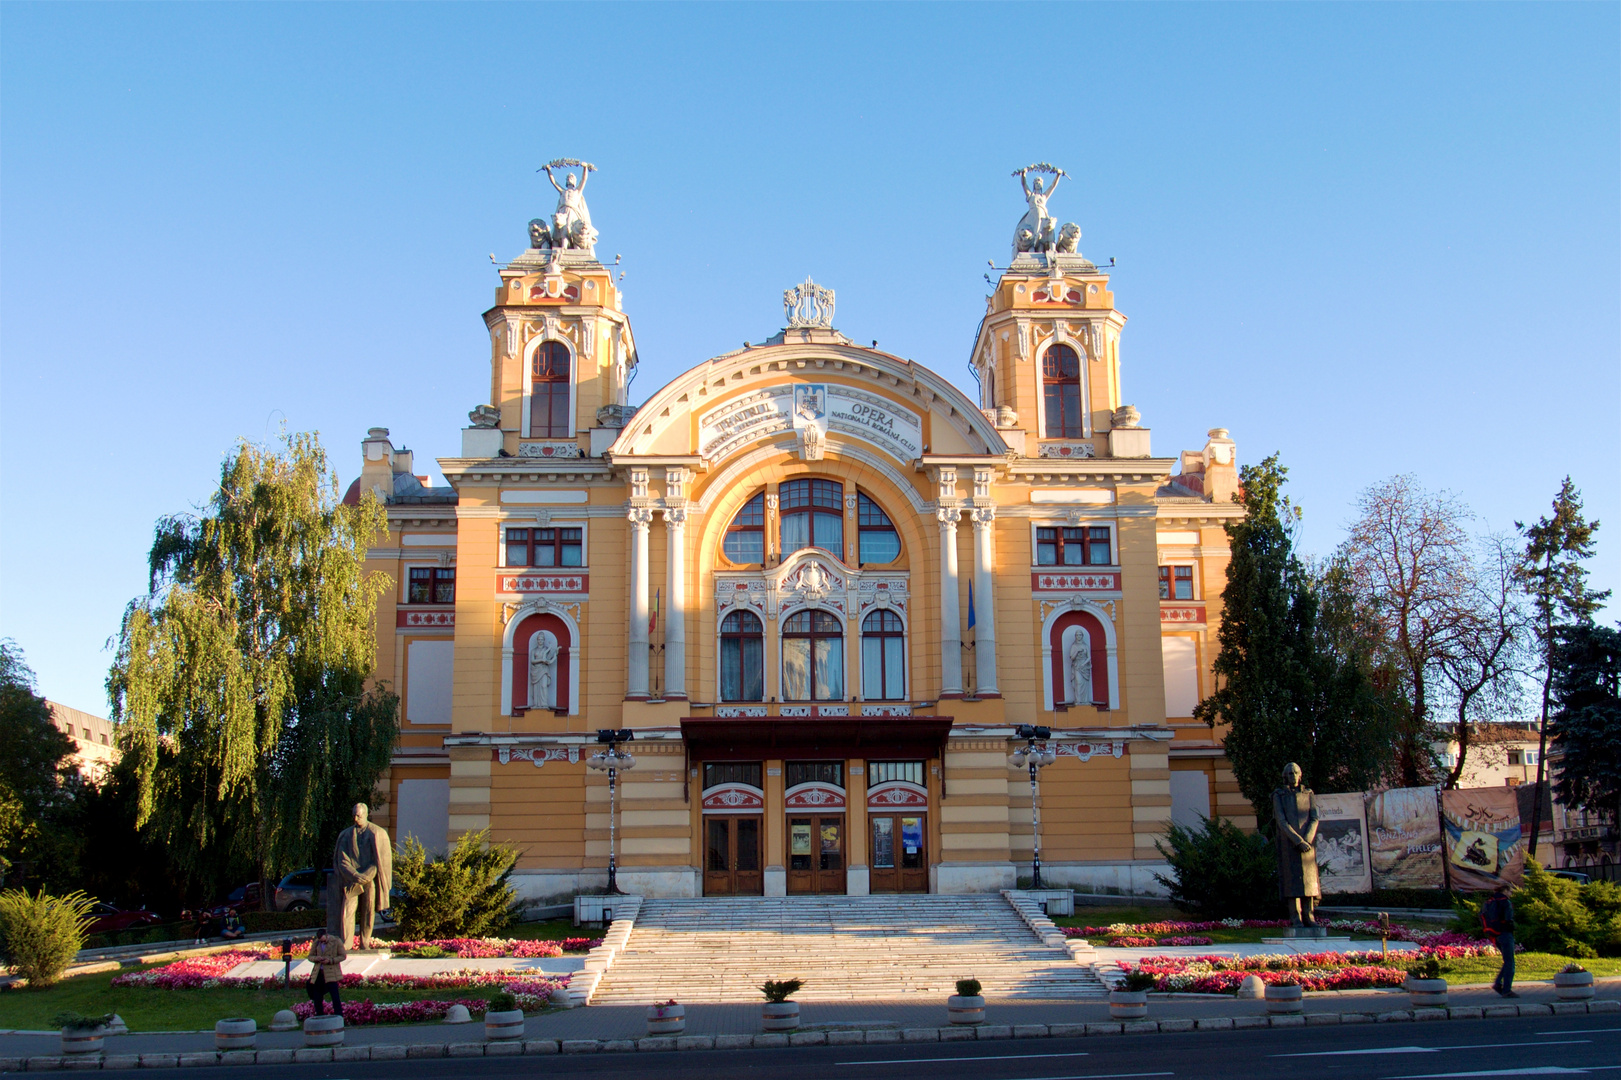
[528,630,559,710]
[1062,624,1093,706]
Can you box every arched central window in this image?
[857,493,900,564]
[861,610,905,700]
[780,479,843,557]
[529,341,571,437]
[723,494,765,564]
[1042,344,1083,438]
[782,609,844,700]
[720,610,764,702]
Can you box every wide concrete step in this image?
[591,896,1106,1004]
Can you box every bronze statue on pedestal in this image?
[1272,762,1321,927]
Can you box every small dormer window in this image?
[529,342,571,437]
[1042,344,1083,438]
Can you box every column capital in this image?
[628,506,655,528]
[663,506,688,528]
[936,505,962,527]
[970,506,997,526]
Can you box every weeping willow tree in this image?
[107,432,399,899]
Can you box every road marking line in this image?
[839,1051,1092,1065]
[994,1073,1173,1080]
[1387,1068,1621,1078]
[1277,1040,1590,1057]
[1535,1029,1621,1035]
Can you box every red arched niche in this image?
[1050,609,1109,708]
[513,612,572,713]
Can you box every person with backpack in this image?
[1481,883,1517,998]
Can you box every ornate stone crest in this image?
[784,278,835,328]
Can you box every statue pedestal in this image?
[1261,934,1356,953]
[1279,926,1327,939]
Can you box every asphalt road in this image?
[118,1014,1621,1080]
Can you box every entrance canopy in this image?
[680,716,953,761]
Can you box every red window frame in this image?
[407,567,455,605]
[856,493,900,565]
[1035,526,1112,566]
[861,609,906,700]
[782,609,843,701]
[1042,344,1084,438]
[505,527,583,568]
[780,479,844,556]
[723,493,766,564]
[529,341,571,438]
[1158,565,1194,600]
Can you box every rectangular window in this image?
[1158,566,1195,600]
[1087,526,1112,565]
[506,527,583,567]
[702,762,763,789]
[785,761,844,788]
[407,567,456,604]
[1507,750,1523,765]
[867,761,924,786]
[1036,526,1112,566]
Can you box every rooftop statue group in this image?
[528,159,599,255]
[1011,163,1083,260]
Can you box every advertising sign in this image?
[1441,786,1526,891]
[1314,792,1374,894]
[1366,787,1444,890]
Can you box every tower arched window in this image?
[782,609,844,701]
[857,493,900,564]
[720,610,765,702]
[723,493,766,564]
[529,341,571,437]
[1042,344,1083,438]
[780,479,843,557]
[861,610,906,700]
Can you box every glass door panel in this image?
[703,816,764,895]
[869,813,928,892]
[787,814,845,893]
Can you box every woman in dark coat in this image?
[1272,762,1321,926]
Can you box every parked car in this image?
[86,902,163,935]
[273,868,330,911]
[1550,869,1592,884]
[218,882,263,914]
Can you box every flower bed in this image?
[387,936,601,959]
[288,978,566,1025]
[111,950,580,997]
[1066,918,1479,948]
[1120,943,1501,994]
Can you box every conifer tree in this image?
[107,433,400,898]
[1195,455,1398,827]
[1518,478,1609,853]
[1547,622,1621,830]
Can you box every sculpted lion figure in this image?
[1054,222,1081,254]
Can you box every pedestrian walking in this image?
[1481,883,1517,998]
[305,929,345,1017]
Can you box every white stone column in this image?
[664,507,687,699]
[627,507,654,699]
[971,507,998,695]
[938,506,963,697]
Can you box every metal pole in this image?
[608,762,619,894]
[1029,754,1043,890]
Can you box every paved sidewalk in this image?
[1,980,1613,1059]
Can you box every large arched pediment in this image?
[607,342,1008,464]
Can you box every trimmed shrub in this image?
[392,830,518,940]
[1154,815,1278,919]
[0,888,96,987]
[955,978,981,997]
[1515,859,1621,958]
[760,978,804,1002]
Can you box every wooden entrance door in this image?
[703,815,764,895]
[869,813,928,892]
[786,814,845,893]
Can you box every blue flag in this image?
[967,580,975,629]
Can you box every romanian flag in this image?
[651,589,659,635]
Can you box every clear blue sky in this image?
[3,3,1616,716]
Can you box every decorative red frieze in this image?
[867,780,928,809]
[494,747,578,766]
[500,574,588,594]
[1031,571,1121,592]
[1160,606,1206,624]
[784,781,847,810]
[397,610,455,627]
[702,783,765,813]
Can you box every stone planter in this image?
[762,1001,801,1031]
[646,1003,686,1036]
[947,994,986,1024]
[485,1008,524,1041]
[1108,989,1148,1020]
[269,1010,298,1032]
[60,1026,107,1055]
[215,1017,257,1052]
[1555,970,1595,1000]
[1264,983,1303,1014]
[302,1014,344,1047]
[106,1015,129,1036]
[1407,977,1448,1009]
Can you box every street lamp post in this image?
[1009,724,1055,889]
[587,728,636,894]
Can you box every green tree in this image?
[106,432,400,900]
[1153,815,1279,919]
[391,831,518,940]
[1547,622,1621,829]
[0,641,79,888]
[1516,478,1609,861]
[1195,455,1398,828]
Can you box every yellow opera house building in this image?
[350,166,1251,902]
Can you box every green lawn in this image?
[370,918,584,944]
[1436,951,1621,986]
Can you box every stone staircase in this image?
[590,895,1108,1004]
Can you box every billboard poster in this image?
[1441,786,1526,891]
[1314,792,1373,894]
[1366,787,1444,890]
